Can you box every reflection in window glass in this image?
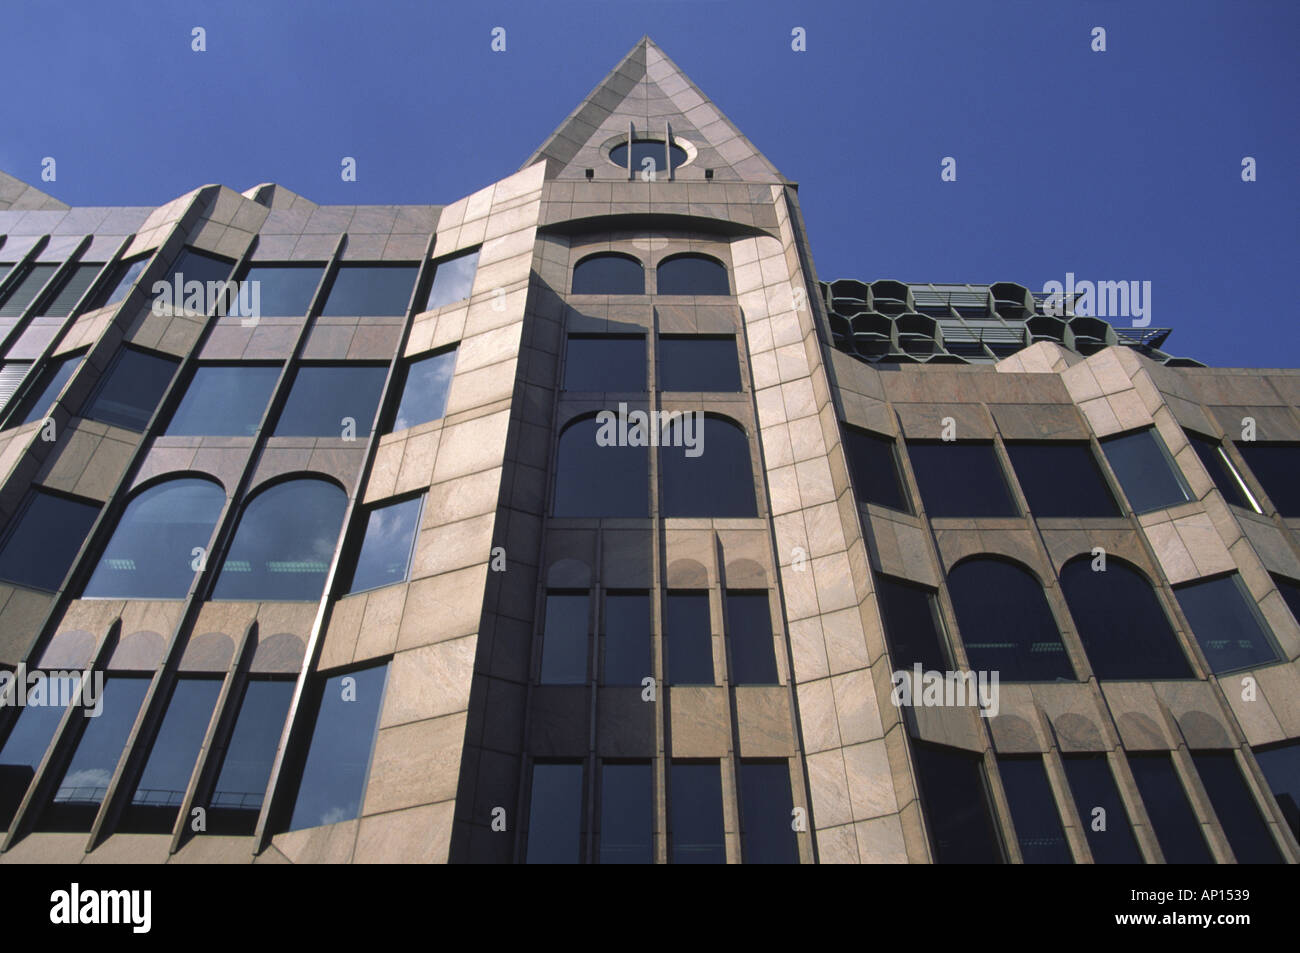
[998,756,1071,863]
[670,761,724,863]
[604,591,651,686]
[1185,431,1257,511]
[0,684,74,829]
[1254,741,1300,845]
[343,496,422,595]
[165,365,279,437]
[84,478,224,599]
[563,335,645,392]
[83,347,179,431]
[274,364,387,437]
[389,348,456,431]
[526,761,583,863]
[0,490,99,593]
[1005,442,1119,518]
[1060,557,1192,680]
[1100,428,1192,514]
[1061,755,1142,863]
[321,264,419,317]
[874,575,949,672]
[947,559,1073,682]
[120,678,222,833]
[599,761,653,864]
[207,678,294,834]
[161,248,236,314]
[213,479,347,601]
[553,416,648,518]
[239,264,323,317]
[660,416,756,518]
[97,256,148,309]
[666,591,712,685]
[7,354,82,429]
[1174,574,1279,674]
[656,255,729,296]
[1235,443,1300,516]
[283,663,388,831]
[424,249,479,311]
[658,335,741,392]
[738,761,797,863]
[540,591,589,684]
[911,743,1003,863]
[843,426,909,512]
[726,591,777,685]
[1127,753,1211,863]
[1191,751,1282,863]
[571,253,644,295]
[906,442,1018,518]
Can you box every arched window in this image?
[946,557,1074,681]
[83,477,225,599]
[660,415,756,518]
[553,415,648,518]
[212,478,347,601]
[1059,556,1192,679]
[656,254,730,296]
[571,253,644,295]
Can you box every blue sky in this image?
[1,0,1296,366]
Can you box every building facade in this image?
[0,38,1296,864]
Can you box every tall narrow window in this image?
[83,347,179,431]
[341,495,423,595]
[603,591,651,686]
[599,761,653,864]
[164,365,280,437]
[321,264,419,317]
[726,590,777,685]
[1005,442,1120,518]
[911,742,1004,863]
[0,679,76,829]
[526,761,584,863]
[553,416,649,518]
[906,442,1018,518]
[1191,751,1282,864]
[1174,574,1280,673]
[666,591,712,685]
[423,248,479,311]
[563,335,646,392]
[874,575,950,672]
[1061,755,1142,863]
[571,253,644,295]
[0,490,99,593]
[1235,443,1300,516]
[4,353,83,429]
[273,364,387,438]
[206,678,295,834]
[670,761,725,863]
[997,756,1072,863]
[660,416,757,518]
[658,335,741,392]
[843,426,909,513]
[1100,428,1193,514]
[540,590,589,684]
[738,760,798,863]
[656,254,729,296]
[1127,753,1211,863]
[1184,430,1259,511]
[388,348,457,431]
[1253,741,1300,845]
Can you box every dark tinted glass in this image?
[540,591,589,684]
[1005,442,1119,518]
[1254,741,1300,844]
[661,416,756,518]
[563,335,645,391]
[1128,753,1211,863]
[947,559,1073,681]
[273,364,387,437]
[0,490,99,592]
[1174,574,1279,673]
[97,256,148,308]
[604,591,651,686]
[1191,751,1282,863]
[424,249,479,311]
[321,264,419,317]
[738,761,797,863]
[9,354,82,428]
[84,478,225,599]
[165,365,279,436]
[389,348,456,431]
[526,762,583,863]
[571,254,644,295]
[1060,558,1193,680]
[83,347,178,431]
[599,762,653,863]
[1061,755,1142,863]
[164,248,236,309]
[609,140,687,173]
[843,426,909,512]
[207,678,294,834]
[553,417,648,517]
[670,761,725,863]
[343,496,422,594]
[1101,428,1192,514]
[38,676,150,831]
[726,590,777,685]
[1185,431,1253,509]
[658,335,741,392]
[212,479,346,601]
[38,263,102,317]
[1236,443,1300,516]
[0,263,58,317]
[120,678,221,833]
[906,442,1018,518]
[998,756,1071,863]
[874,575,949,672]
[0,683,73,829]
[284,663,388,831]
[239,265,323,317]
[1274,575,1300,627]
[656,255,730,296]
[666,591,712,685]
[911,743,1003,863]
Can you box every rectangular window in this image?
[342,495,423,595]
[1235,442,1300,516]
[599,761,653,863]
[38,263,102,317]
[94,255,148,309]
[205,677,294,834]
[1100,428,1193,514]
[1174,573,1280,673]
[0,489,99,593]
[911,742,1004,863]
[658,335,742,392]
[388,347,457,432]
[540,591,589,684]
[0,263,59,317]
[5,353,82,429]
[423,248,479,312]
[563,334,646,392]
[119,678,222,833]
[603,591,651,686]
[670,761,725,863]
[1185,430,1260,512]
[281,662,388,832]
[737,760,797,863]
[0,679,76,829]
[1191,750,1282,863]
[321,263,420,317]
[1253,741,1300,845]
[238,264,324,317]
[273,364,387,437]
[726,590,777,685]
[1273,574,1300,628]
[906,441,1018,518]
[1005,441,1120,518]
[1127,753,1211,863]
[83,346,179,431]
[1061,755,1142,863]
[165,364,280,437]
[665,591,713,685]
[874,575,950,672]
[997,756,1072,863]
[843,425,910,513]
[526,761,584,863]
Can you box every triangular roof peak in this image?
[523,36,785,184]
